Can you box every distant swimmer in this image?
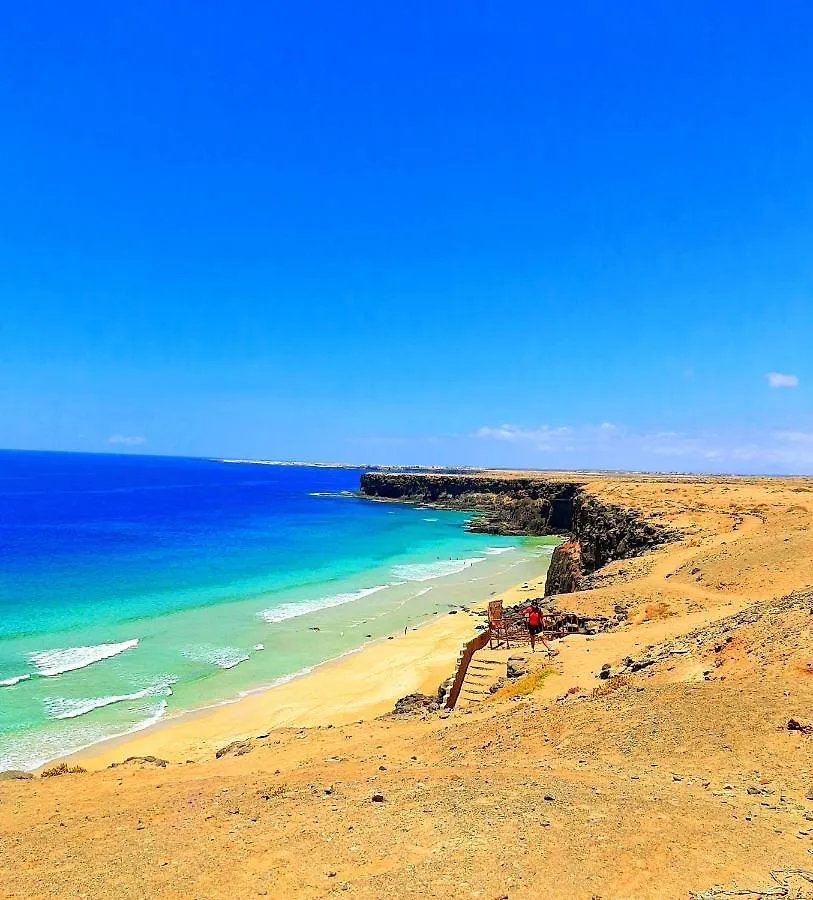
[523,599,557,656]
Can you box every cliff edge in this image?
[359,470,675,596]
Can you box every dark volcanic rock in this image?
[390,693,440,716]
[544,540,582,595]
[572,493,671,576]
[359,473,580,536]
[359,472,676,597]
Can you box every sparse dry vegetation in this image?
[592,675,632,697]
[40,763,87,778]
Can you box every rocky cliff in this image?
[359,473,580,535]
[543,494,670,595]
[543,540,582,594]
[360,471,676,595]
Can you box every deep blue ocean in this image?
[0,451,554,770]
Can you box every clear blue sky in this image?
[1,1,811,473]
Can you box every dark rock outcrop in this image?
[360,473,580,536]
[360,471,676,597]
[389,693,440,716]
[571,493,669,575]
[544,540,582,595]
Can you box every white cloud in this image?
[108,434,146,447]
[766,372,799,388]
[473,421,813,471]
[475,424,571,442]
[775,431,813,444]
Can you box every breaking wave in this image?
[181,645,251,670]
[259,584,390,625]
[0,699,169,773]
[391,556,487,582]
[43,677,176,721]
[29,639,139,678]
[484,546,516,555]
[0,674,31,687]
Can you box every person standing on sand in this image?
[523,599,556,655]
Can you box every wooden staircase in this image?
[455,652,507,707]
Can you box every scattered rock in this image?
[109,755,168,769]
[0,770,34,780]
[371,793,385,803]
[390,693,440,716]
[215,740,253,759]
[788,719,813,735]
[507,656,530,679]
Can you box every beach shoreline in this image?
[68,610,475,769]
[67,559,554,771]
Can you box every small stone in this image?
[371,793,385,803]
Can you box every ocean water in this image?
[0,451,557,770]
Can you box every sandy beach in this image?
[73,608,482,768]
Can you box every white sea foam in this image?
[390,556,487,582]
[29,639,139,677]
[43,677,176,721]
[0,699,169,773]
[0,674,31,687]
[259,584,390,625]
[484,546,516,555]
[422,517,438,522]
[181,645,250,670]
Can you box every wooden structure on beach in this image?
[445,600,580,709]
[486,599,531,649]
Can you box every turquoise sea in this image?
[0,451,556,771]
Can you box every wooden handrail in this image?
[445,628,492,710]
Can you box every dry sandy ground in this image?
[2,475,813,899]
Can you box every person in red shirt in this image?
[523,599,555,654]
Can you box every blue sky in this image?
[1,1,811,473]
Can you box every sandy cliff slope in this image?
[2,474,813,899]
